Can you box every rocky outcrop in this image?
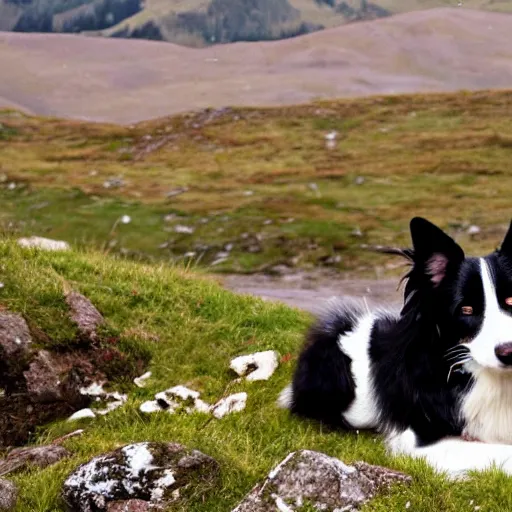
[232,450,411,512]
[62,442,219,512]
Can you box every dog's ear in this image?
[499,220,512,257]
[410,217,464,287]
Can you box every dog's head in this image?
[404,217,512,372]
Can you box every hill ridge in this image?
[1,8,512,123]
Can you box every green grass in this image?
[2,241,512,511]
[1,90,512,276]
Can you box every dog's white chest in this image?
[462,367,512,444]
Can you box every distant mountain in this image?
[1,8,512,123]
[2,0,511,47]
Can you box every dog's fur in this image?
[280,217,512,477]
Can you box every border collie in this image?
[279,217,512,477]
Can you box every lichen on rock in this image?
[232,450,411,512]
[62,442,219,512]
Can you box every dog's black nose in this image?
[495,343,512,366]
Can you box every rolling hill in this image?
[1,8,512,123]
[1,0,512,46]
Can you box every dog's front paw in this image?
[385,428,418,456]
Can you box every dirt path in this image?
[220,272,402,313]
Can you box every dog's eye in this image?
[461,306,473,315]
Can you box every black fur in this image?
[290,302,361,428]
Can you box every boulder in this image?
[62,442,219,512]
[232,450,411,512]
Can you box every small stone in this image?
[17,236,70,251]
[174,225,194,235]
[103,177,125,189]
[166,187,189,198]
[355,176,365,185]
[0,479,17,511]
[68,408,96,422]
[212,393,247,419]
[0,445,70,475]
[467,225,481,236]
[140,401,162,414]
[230,351,279,381]
[134,372,152,388]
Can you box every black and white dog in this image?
[280,217,512,477]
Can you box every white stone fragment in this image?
[230,351,279,381]
[17,236,70,251]
[96,400,126,416]
[134,371,152,388]
[212,392,247,419]
[140,400,162,414]
[80,382,106,397]
[142,385,212,415]
[68,408,96,421]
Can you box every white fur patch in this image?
[387,428,512,478]
[276,384,293,409]
[459,259,512,443]
[462,362,512,444]
[338,312,380,429]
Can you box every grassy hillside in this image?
[0,242,510,511]
[2,0,512,46]
[1,90,512,276]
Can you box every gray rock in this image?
[0,445,70,475]
[24,350,62,403]
[62,442,219,512]
[107,500,161,512]
[232,450,411,512]
[0,479,17,511]
[66,291,104,341]
[0,312,32,358]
